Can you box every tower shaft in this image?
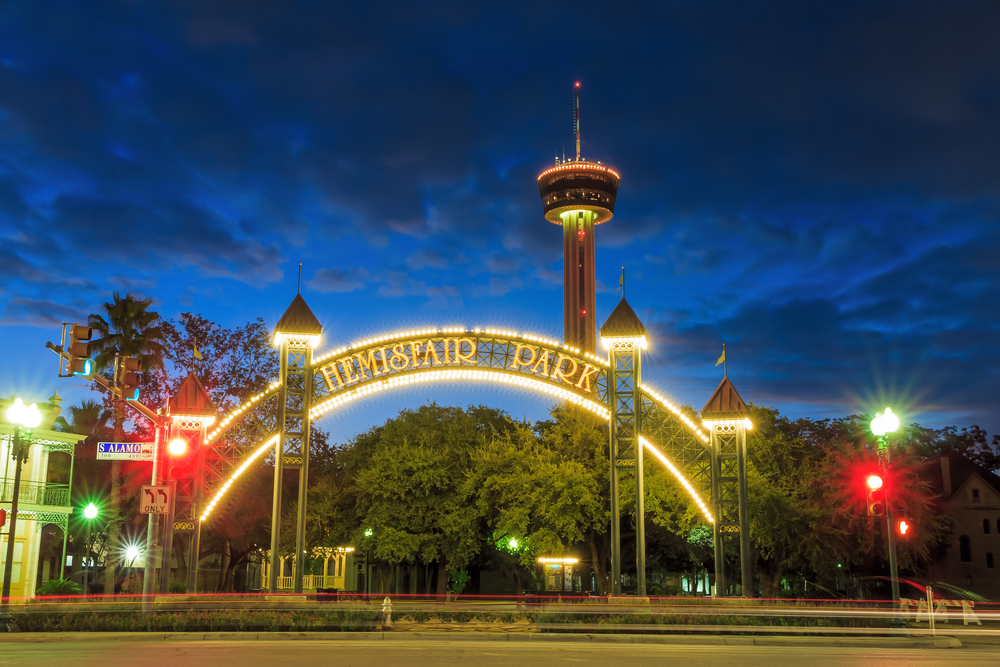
[562,210,597,353]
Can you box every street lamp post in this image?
[870,408,902,618]
[363,528,373,597]
[2,398,42,632]
[82,503,98,598]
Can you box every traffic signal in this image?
[120,357,141,401]
[167,437,189,457]
[866,473,886,517]
[897,518,911,537]
[66,324,93,377]
[166,435,195,482]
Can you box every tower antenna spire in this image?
[574,82,581,161]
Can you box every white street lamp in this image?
[2,398,43,628]
[82,502,100,597]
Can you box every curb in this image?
[0,631,962,648]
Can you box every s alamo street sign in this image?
[97,441,154,461]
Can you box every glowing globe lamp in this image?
[6,397,42,429]
[508,538,518,550]
[84,502,98,520]
[866,474,883,490]
[881,408,900,434]
[871,408,899,437]
[126,545,140,561]
[168,438,188,456]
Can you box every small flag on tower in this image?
[193,343,203,361]
[716,343,727,377]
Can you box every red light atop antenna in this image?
[580,309,586,316]
[575,82,580,87]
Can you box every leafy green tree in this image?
[744,405,826,597]
[351,404,507,596]
[906,424,1000,472]
[159,313,278,412]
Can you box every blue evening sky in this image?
[1,1,998,440]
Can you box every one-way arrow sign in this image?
[139,484,172,515]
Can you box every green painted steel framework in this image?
[199,327,750,595]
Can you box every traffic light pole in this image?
[141,422,163,613]
[879,440,901,611]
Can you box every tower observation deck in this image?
[537,83,621,354]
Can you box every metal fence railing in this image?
[0,480,70,507]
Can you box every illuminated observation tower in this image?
[537,82,621,355]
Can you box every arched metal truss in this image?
[198,328,714,524]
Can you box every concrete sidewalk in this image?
[0,631,962,648]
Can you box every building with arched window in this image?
[926,451,1000,599]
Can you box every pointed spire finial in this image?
[574,82,581,161]
[297,262,302,294]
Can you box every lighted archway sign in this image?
[200,327,714,523]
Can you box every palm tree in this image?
[56,399,111,440]
[87,292,167,594]
[88,292,167,373]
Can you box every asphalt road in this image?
[3,640,1000,667]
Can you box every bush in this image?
[447,568,470,595]
[35,579,82,597]
[119,574,144,596]
[168,582,186,594]
[10,609,382,633]
[401,611,432,623]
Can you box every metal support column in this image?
[186,422,208,594]
[292,344,313,594]
[158,479,177,594]
[608,359,621,595]
[268,340,289,594]
[737,426,752,596]
[607,339,644,596]
[709,420,751,596]
[710,434,725,596]
[270,336,312,593]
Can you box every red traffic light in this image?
[167,438,188,456]
[866,473,886,517]
[898,519,911,536]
